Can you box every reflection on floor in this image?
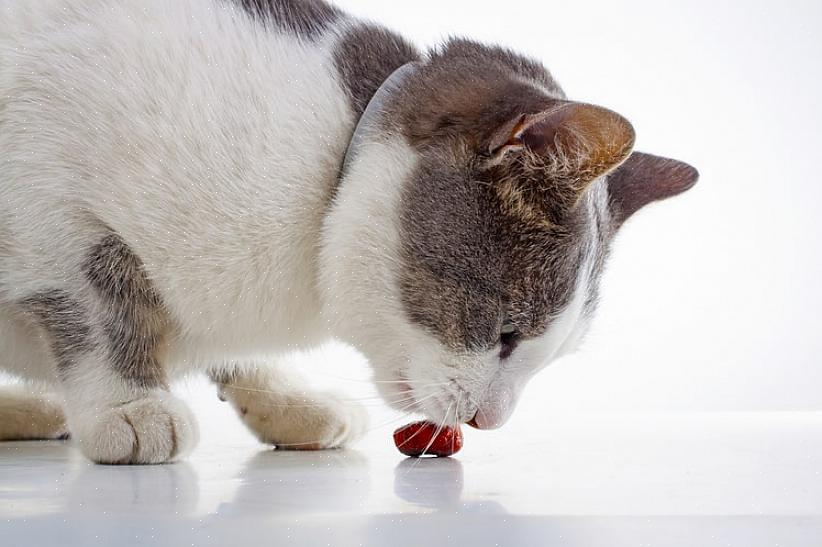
[2,411,821,546]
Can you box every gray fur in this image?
[235,0,341,40]
[608,152,700,227]
[83,234,169,389]
[398,154,589,353]
[19,291,93,374]
[333,23,420,117]
[380,40,590,354]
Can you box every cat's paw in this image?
[231,389,368,450]
[74,393,199,464]
[0,389,69,441]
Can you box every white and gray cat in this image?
[0,0,698,464]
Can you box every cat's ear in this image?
[488,102,636,193]
[607,152,699,227]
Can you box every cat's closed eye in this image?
[499,321,520,359]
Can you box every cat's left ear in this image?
[486,101,636,192]
[607,152,699,227]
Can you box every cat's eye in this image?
[499,321,520,359]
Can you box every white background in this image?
[321,0,822,414]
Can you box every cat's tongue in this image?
[393,421,463,457]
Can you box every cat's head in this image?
[321,39,698,429]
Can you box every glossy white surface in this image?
[2,395,821,546]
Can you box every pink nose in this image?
[465,387,516,430]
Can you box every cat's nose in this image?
[465,406,513,429]
[466,384,517,429]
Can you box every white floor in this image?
[2,385,820,547]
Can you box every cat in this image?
[0,0,698,464]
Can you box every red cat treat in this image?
[393,421,463,457]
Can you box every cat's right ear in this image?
[607,152,699,227]
[485,101,636,194]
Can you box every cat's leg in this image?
[210,362,367,450]
[0,305,68,440]
[18,235,198,464]
[0,385,68,441]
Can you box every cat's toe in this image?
[75,393,199,464]
[242,392,368,450]
[330,393,368,447]
[308,392,368,449]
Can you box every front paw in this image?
[74,393,199,464]
[233,390,368,450]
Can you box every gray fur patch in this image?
[333,23,420,117]
[20,291,93,373]
[235,0,341,40]
[83,234,168,389]
[399,159,588,353]
[389,40,596,354]
[434,38,564,97]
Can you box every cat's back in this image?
[0,0,418,344]
[1,1,418,224]
[1,0,353,209]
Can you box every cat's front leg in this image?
[211,364,367,450]
[20,235,198,464]
[64,368,198,465]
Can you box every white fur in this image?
[75,390,199,464]
[0,0,602,460]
